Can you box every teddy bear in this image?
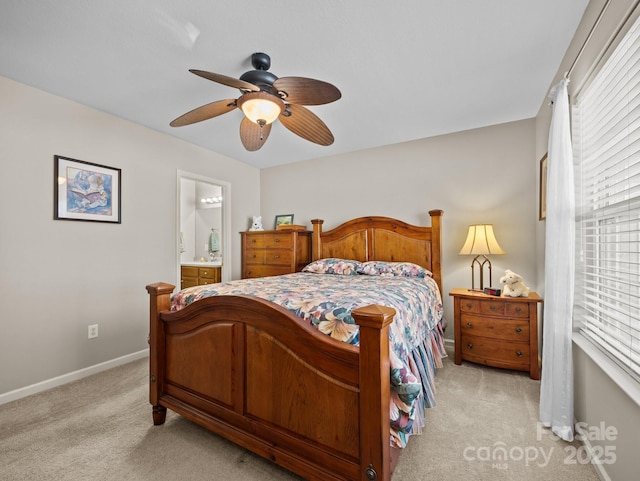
[499,269,530,297]
[248,215,263,231]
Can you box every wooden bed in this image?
[146,210,443,481]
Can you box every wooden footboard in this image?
[147,283,396,481]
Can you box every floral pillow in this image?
[358,261,432,278]
[302,258,362,275]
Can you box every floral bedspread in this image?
[171,272,445,448]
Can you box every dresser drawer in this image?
[243,265,291,278]
[460,314,529,341]
[244,249,292,266]
[461,334,530,369]
[245,233,293,248]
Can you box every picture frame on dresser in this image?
[54,155,121,223]
[274,213,294,229]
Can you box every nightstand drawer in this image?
[460,298,504,315]
[506,302,529,318]
[460,298,529,319]
[461,334,530,369]
[460,314,529,341]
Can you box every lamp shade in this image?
[459,224,505,255]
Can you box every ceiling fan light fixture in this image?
[237,91,284,126]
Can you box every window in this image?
[572,14,640,382]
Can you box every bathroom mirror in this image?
[177,170,231,286]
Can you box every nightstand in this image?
[449,288,543,380]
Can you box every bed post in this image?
[311,218,324,260]
[428,209,444,294]
[352,304,395,481]
[145,282,174,425]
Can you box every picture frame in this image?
[274,214,294,229]
[539,153,547,221]
[54,155,121,223]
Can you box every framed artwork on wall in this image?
[54,155,121,223]
[539,153,547,221]
[274,214,294,229]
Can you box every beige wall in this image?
[0,76,261,396]
[261,118,537,335]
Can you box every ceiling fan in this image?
[170,52,341,151]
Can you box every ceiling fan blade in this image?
[279,104,334,146]
[274,77,341,105]
[240,117,272,151]
[190,69,260,92]
[170,99,238,127]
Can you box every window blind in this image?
[573,14,640,382]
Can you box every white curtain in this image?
[539,78,575,442]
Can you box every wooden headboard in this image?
[310,210,444,293]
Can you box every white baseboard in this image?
[443,337,455,355]
[573,418,612,481]
[0,349,149,406]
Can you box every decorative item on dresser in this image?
[180,265,221,289]
[241,229,311,278]
[449,288,543,380]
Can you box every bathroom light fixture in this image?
[459,224,505,290]
[201,196,222,204]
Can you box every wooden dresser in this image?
[180,265,222,289]
[449,288,543,379]
[241,229,312,279]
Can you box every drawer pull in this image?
[274,238,280,243]
[465,303,472,309]
[466,322,473,328]
[515,307,522,312]
[274,255,280,259]
[489,305,496,311]
[516,351,523,357]
[252,254,257,258]
[251,239,256,243]
[515,327,522,333]
[467,343,473,349]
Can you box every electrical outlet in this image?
[88,324,99,339]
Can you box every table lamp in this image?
[459,224,505,290]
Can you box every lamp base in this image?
[470,255,493,291]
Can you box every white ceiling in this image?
[0,0,589,168]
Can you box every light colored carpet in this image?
[0,353,600,481]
